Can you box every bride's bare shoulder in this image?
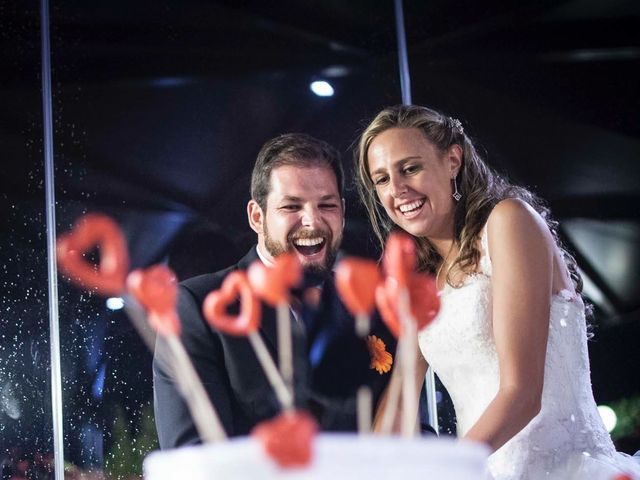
[487,198,549,233]
[486,198,555,257]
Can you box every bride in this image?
[355,104,640,479]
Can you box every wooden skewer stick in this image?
[276,302,294,395]
[398,288,418,438]
[123,297,158,354]
[357,385,373,435]
[355,313,371,338]
[123,297,226,443]
[379,358,402,435]
[248,331,294,411]
[164,334,227,443]
[355,312,372,434]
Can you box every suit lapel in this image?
[237,247,279,355]
[257,305,279,355]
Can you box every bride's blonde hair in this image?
[355,104,583,293]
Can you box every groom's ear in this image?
[447,144,463,177]
[247,200,264,235]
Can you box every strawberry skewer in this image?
[57,213,227,443]
[57,214,159,354]
[247,253,302,396]
[127,266,227,444]
[376,233,440,437]
[203,270,294,411]
[252,410,318,468]
[385,233,418,437]
[335,258,381,338]
[335,257,383,433]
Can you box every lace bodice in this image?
[417,227,638,479]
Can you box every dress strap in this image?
[479,224,492,276]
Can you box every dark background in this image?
[1,0,639,474]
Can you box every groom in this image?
[153,133,396,448]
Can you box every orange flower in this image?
[366,335,393,374]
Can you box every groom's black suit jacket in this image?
[153,248,396,449]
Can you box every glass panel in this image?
[0,2,55,477]
[51,2,404,476]
[563,219,640,311]
[402,1,640,446]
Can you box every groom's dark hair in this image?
[250,133,344,211]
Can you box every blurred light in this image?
[310,80,334,97]
[106,297,124,311]
[578,267,616,316]
[321,65,350,78]
[542,47,640,63]
[149,77,191,88]
[92,363,106,400]
[597,405,617,432]
[0,381,21,419]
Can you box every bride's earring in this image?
[452,175,462,201]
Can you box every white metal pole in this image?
[393,0,439,435]
[40,0,65,477]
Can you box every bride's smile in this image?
[366,127,461,243]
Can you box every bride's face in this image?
[367,127,461,240]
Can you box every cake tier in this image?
[144,433,490,479]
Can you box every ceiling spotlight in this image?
[106,297,125,311]
[597,405,617,433]
[310,80,334,97]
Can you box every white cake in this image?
[144,433,490,479]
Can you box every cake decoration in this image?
[375,232,440,437]
[203,270,295,412]
[56,213,129,296]
[335,257,381,337]
[247,252,302,395]
[252,410,318,468]
[58,213,227,444]
[56,213,491,478]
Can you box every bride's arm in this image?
[463,198,553,452]
[372,335,428,433]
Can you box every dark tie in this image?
[290,285,322,331]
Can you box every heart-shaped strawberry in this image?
[375,279,399,337]
[203,271,260,336]
[252,410,317,468]
[247,252,302,306]
[376,273,440,338]
[382,232,416,288]
[56,213,129,296]
[126,265,180,336]
[335,257,382,316]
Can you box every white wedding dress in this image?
[418,226,640,480]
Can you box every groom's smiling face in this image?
[249,163,344,274]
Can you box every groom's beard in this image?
[263,224,340,276]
